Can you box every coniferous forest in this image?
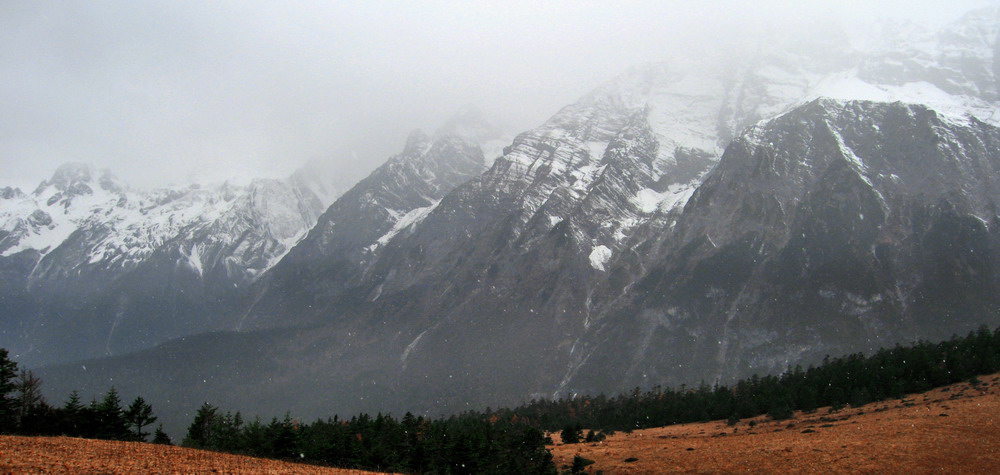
[493,326,1000,435]
[181,405,554,474]
[0,348,169,444]
[2,326,1000,474]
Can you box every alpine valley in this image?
[16,8,1000,436]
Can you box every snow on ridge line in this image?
[1,186,121,257]
[741,78,999,151]
[371,200,441,251]
[259,228,311,276]
[2,167,335,270]
[630,182,700,215]
[804,73,1000,127]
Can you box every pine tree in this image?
[766,398,793,421]
[560,423,582,444]
[63,391,83,413]
[14,369,45,429]
[124,396,157,442]
[269,413,300,459]
[62,391,85,436]
[0,349,19,432]
[152,424,172,445]
[96,387,129,440]
[183,402,219,449]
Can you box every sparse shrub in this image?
[570,454,594,474]
[561,423,582,444]
[767,400,793,421]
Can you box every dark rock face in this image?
[239,131,487,331]
[346,99,1000,411]
[570,100,1000,395]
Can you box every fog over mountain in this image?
[4,1,995,444]
[2,1,996,190]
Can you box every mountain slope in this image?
[548,374,1000,474]
[568,98,1000,395]
[252,8,1000,406]
[32,6,1000,434]
[0,163,339,366]
[239,128,489,330]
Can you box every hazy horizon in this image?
[3,0,996,191]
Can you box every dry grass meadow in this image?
[549,373,1000,474]
[0,434,391,474]
[2,374,998,474]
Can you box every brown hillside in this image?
[2,375,998,474]
[549,373,1000,474]
[0,435,391,474]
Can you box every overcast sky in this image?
[1,1,996,190]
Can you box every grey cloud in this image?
[1,0,995,190]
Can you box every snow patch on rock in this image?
[631,183,699,215]
[589,245,612,271]
[375,200,441,248]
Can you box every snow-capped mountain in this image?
[34,7,1000,436]
[0,162,339,365]
[239,119,491,330]
[178,6,998,414]
[568,97,1000,395]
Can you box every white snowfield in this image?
[0,163,336,281]
[561,8,1000,270]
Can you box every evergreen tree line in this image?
[0,348,169,444]
[489,326,1000,434]
[181,402,554,474]
[179,325,1000,471]
[5,325,1000,473]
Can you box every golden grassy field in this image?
[2,374,998,474]
[0,434,390,474]
[548,373,1000,474]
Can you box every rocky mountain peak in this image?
[34,162,95,196]
[435,105,504,144]
[386,128,486,193]
[27,163,128,209]
[96,168,124,194]
[1,187,24,200]
[403,129,431,156]
[0,159,343,365]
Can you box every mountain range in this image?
[0,161,344,365]
[15,7,1000,437]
